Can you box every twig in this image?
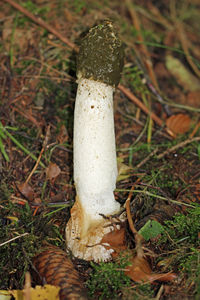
[136,147,158,169]
[0,232,29,247]
[189,121,200,138]
[13,106,41,128]
[146,3,172,30]
[125,180,144,258]
[157,136,200,159]
[4,0,78,52]
[125,186,138,236]
[155,284,164,300]
[117,188,195,208]
[26,125,50,183]
[118,84,163,127]
[10,195,27,205]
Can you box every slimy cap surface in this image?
[77,20,124,87]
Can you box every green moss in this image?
[77,20,124,87]
[156,205,200,297]
[162,205,200,245]
[86,254,155,299]
[0,202,66,289]
[86,255,131,299]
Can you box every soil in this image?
[0,0,200,299]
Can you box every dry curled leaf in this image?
[125,255,177,283]
[46,162,61,181]
[33,245,87,300]
[56,124,69,144]
[117,159,133,182]
[166,113,191,137]
[101,226,127,256]
[125,193,176,284]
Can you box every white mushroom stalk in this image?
[66,21,124,261]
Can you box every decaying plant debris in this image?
[0,0,200,299]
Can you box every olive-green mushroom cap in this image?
[77,21,124,87]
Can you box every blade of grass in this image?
[136,41,200,68]
[0,136,9,162]
[43,205,69,217]
[5,129,45,168]
[0,122,45,167]
[115,188,195,208]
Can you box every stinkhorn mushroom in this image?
[66,21,124,261]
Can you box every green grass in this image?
[0,121,45,167]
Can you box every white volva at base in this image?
[74,78,120,222]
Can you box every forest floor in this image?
[0,0,200,299]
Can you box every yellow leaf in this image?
[0,290,12,300]
[117,159,133,182]
[11,285,60,300]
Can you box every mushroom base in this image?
[66,197,123,262]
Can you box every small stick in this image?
[25,125,50,183]
[147,3,172,30]
[136,147,158,169]
[13,106,41,128]
[0,232,29,247]
[118,84,163,127]
[125,180,144,258]
[189,121,200,138]
[155,284,164,300]
[125,185,138,236]
[4,0,78,52]
[157,136,200,159]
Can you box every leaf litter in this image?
[0,0,200,299]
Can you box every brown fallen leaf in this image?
[166,113,191,137]
[46,162,61,181]
[18,182,34,201]
[56,124,69,144]
[125,182,177,284]
[187,90,200,108]
[33,245,87,300]
[125,255,177,283]
[100,226,127,256]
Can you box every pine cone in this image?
[33,245,87,300]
